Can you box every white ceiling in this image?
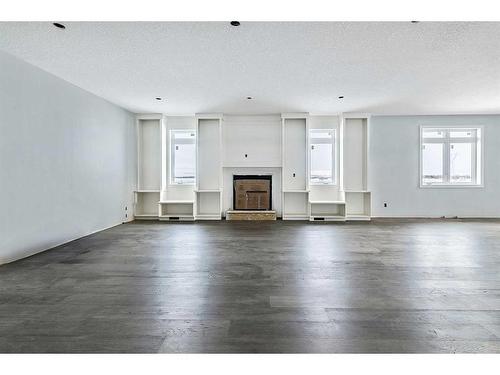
[1,22,499,115]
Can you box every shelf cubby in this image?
[282,191,309,220]
[195,115,223,220]
[342,114,371,220]
[309,201,346,221]
[345,191,371,220]
[134,191,160,219]
[159,201,195,221]
[343,117,368,192]
[195,190,222,220]
[281,114,309,220]
[135,115,162,220]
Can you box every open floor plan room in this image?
[1,19,500,356]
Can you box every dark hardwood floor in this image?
[1,219,500,353]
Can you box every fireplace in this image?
[233,175,272,211]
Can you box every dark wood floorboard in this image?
[1,219,500,353]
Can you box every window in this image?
[420,127,482,187]
[170,130,196,185]
[310,129,335,184]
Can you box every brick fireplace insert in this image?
[233,175,272,211]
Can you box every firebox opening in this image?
[233,175,272,211]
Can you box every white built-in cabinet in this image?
[195,114,223,220]
[280,113,372,222]
[158,116,196,221]
[281,114,310,220]
[134,115,162,220]
[134,112,371,222]
[342,114,371,220]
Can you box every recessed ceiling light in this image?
[53,22,66,29]
[230,21,241,27]
[246,96,253,100]
[155,97,162,101]
[338,96,344,99]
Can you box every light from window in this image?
[420,127,481,186]
[170,130,196,184]
[310,129,335,184]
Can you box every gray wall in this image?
[370,115,500,217]
[0,51,136,264]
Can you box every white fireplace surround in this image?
[222,168,282,216]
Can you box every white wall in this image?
[370,115,500,217]
[221,115,283,215]
[223,115,281,167]
[0,51,136,264]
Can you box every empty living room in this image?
[1,0,500,373]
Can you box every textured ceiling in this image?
[0,22,499,115]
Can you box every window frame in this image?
[419,125,484,188]
[169,129,197,186]
[309,128,337,186]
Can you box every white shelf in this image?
[282,214,309,220]
[346,215,371,221]
[309,200,345,205]
[159,200,194,204]
[310,215,346,222]
[194,189,222,193]
[159,215,195,222]
[283,189,309,193]
[195,214,222,220]
[134,214,159,220]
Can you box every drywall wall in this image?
[223,115,281,167]
[370,115,500,217]
[0,50,136,264]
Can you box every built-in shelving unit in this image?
[195,114,223,220]
[134,115,162,220]
[133,112,372,223]
[342,114,371,221]
[306,116,344,221]
[281,113,310,220]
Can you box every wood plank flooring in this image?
[1,219,500,353]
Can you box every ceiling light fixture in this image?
[230,21,241,27]
[53,22,66,29]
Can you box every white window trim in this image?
[309,128,337,186]
[169,129,197,186]
[419,125,484,189]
